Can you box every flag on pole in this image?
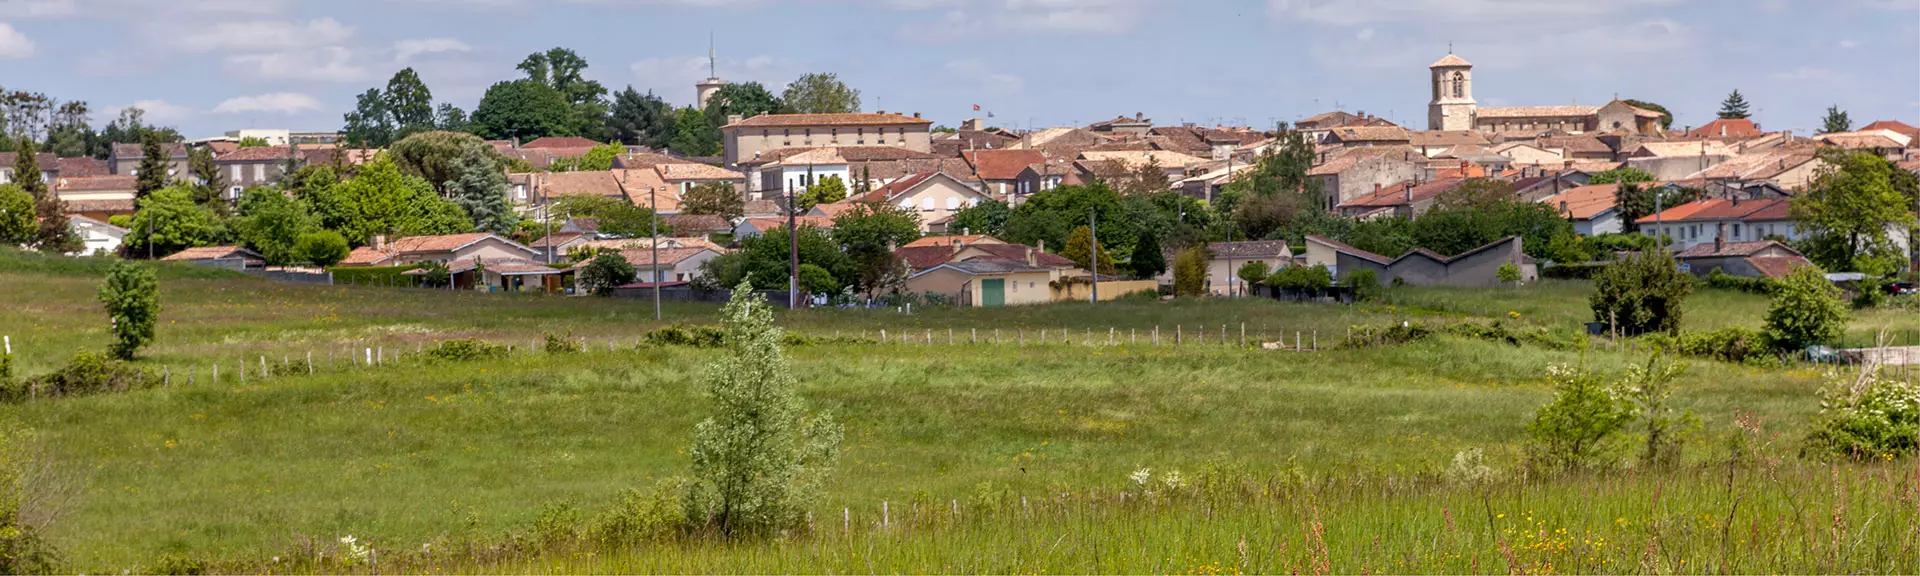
[972,104,981,111]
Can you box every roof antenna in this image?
[1448,41,1453,54]
[708,31,717,79]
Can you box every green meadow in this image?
[0,249,1912,573]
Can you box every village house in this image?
[836,172,992,233]
[1335,177,1465,220]
[1633,197,1913,259]
[1673,239,1812,279]
[55,176,139,220]
[721,112,934,168]
[733,215,833,238]
[108,143,190,178]
[1307,146,1425,210]
[214,146,299,199]
[160,246,266,270]
[339,233,543,268]
[1304,235,1536,287]
[1323,126,1412,147]
[67,215,127,256]
[0,152,58,186]
[1156,240,1295,297]
[1538,184,1623,236]
[905,258,1056,307]
[962,149,1048,198]
[583,247,722,284]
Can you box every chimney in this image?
[372,235,388,251]
[1038,239,1047,253]
[1374,183,1381,194]
[888,239,898,253]
[877,110,885,115]
[1560,201,1569,215]
[1135,112,1144,121]
[727,114,743,125]
[913,112,921,119]
[1026,245,1036,266]
[1404,185,1413,203]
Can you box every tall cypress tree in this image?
[1717,90,1752,120]
[17,138,80,254]
[134,135,171,199]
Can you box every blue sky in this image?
[0,0,1914,139]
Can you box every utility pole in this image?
[650,183,661,320]
[541,174,553,265]
[787,182,798,309]
[1089,207,1100,304]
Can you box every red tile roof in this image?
[1305,235,1392,265]
[1745,256,1811,279]
[855,172,939,203]
[56,175,137,192]
[962,149,1046,181]
[967,243,1075,268]
[1539,184,1618,220]
[1338,177,1465,209]
[1675,240,1799,258]
[1860,120,1919,138]
[340,233,521,266]
[1634,198,1791,224]
[904,234,1002,248]
[725,113,933,128]
[55,157,109,177]
[521,136,603,149]
[161,246,261,261]
[218,146,296,162]
[1687,118,1762,139]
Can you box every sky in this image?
[0,0,1915,140]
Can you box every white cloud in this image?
[224,46,369,83]
[177,18,353,53]
[394,38,473,63]
[213,92,322,114]
[1268,0,1679,26]
[1838,39,1860,49]
[10,0,291,19]
[0,23,34,59]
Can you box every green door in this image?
[980,278,1006,307]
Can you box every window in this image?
[921,197,935,211]
[899,198,913,209]
[254,164,265,181]
[229,186,243,199]
[232,165,243,181]
[1010,280,1016,292]
[1450,71,1465,98]
[1732,224,1741,238]
[946,197,960,210]
[0,170,9,184]
[515,184,527,200]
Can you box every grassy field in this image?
[0,250,1914,572]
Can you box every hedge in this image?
[1541,263,1608,279]
[328,264,424,286]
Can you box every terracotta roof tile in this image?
[1687,119,1762,138]
[1430,54,1472,67]
[1860,120,1919,138]
[1338,177,1465,208]
[55,157,109,177]
[962,149,1046,180]
[1635,198,1792,224]
[62,198,136,214]
[161,246,261,261]
[1476,106,1600,119]
[1538,184,1617,220]
[1328,126,1412,143]
[904,234,1001,248]
[654,163,742,181]
[1745,256,1811,279]
[111,142,187,159]
[56,175,137,192]
[1675,240,1799,258]
[217,146,296,162]
[522,136,603,149]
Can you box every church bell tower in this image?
[1428,52,1475,131]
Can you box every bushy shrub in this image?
[6,351,157,402]
[1618,354,1695,469]
[1343,323,1434,348]
[1807,373,1919,459]
[578,252,637,297]
[1443,321,1579,350]
[1542,263,1607,280]
[1526,365,1634,471]
[543,333,583,354]
[588,477,690,546]
[295,231,350,267]
[644,325,726,348]
[421,338,510,362]
[1590,248,1692,335]
[1267,265,1333,292]
[1236,261,1270,287]
[98,260,159,360]
[1172,247,1209,297]
[1345,268,1381,301]
[1497,262,1521,285]
[1704,269,1773,294]
[1766,265,1847,351]
[1645,327,1779,366]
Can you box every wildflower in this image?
[1129,467,1152,486]
[1160,469,1186,491]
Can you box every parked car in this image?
[1885,281,1917,296]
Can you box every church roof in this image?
[1430,54,1472,68]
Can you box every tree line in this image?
[344,47,862,158]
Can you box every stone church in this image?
[1427,53,1665,137]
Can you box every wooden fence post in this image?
[308,351,314,375]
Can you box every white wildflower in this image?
[1160,469,1186,491]
[1129,467,1152,486]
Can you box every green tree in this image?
[686,282,843,536]
[233,187,314,265]
[700,226,850,293]
[607,87,674,148]
[1062,225,1117,274]
[235,136,270,148]
[1526,365,1634,471]
[1717,90,1752,120]
[669,106,722,157]
[681,181,745,221]
[948,199,1011,238]
[385,68,436,133]
[470,80,573,143]
[0,184,33,246]
[343,88,395,147]
[1237,261,1271,287]
[1587,167,1656,185]
[435,103,470,132]
[443,141,519,235]
[797,176,847,212]
[134,134,170,199]
[1434,177,1516,211]
[1819,105,1852,135]
[780,73,861,114]
[830,200,920,299]
[320,154,472,245]
[578,252,637,296]
[1765,264,1848,351]
[549,194,665,238]
[389,130,494,194]
[1172,246,1209,297]
[16,138,79,254]
[296,230,350,267]
[704,82,784,126]
[125,185,221,257]
[1345,268,1381,301]
[1590,248,1693,335]
[98,260,159,360]
[1791,149,1916,274]
[1622,99,1673,130]
[517,47,610,140]
[1004,182,1132,260]
[186,146,227,211]
[1127,232,1166,278]
[796,263,837,296]
[551,142,622,172]
[1497,262,1521,285]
